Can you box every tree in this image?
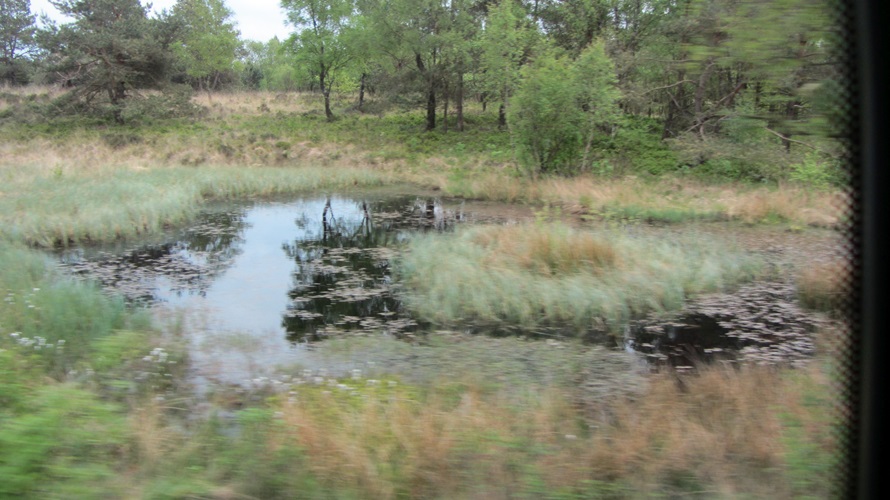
[509,41,620,176]
[43,0,175,122]
[509,46,585,175]
[479,0,534,128]
[282,0,356,121]
[0,0,37,84]
[357,0,449,131]
[536,0,611,55]
[171,0,241,94]
[574,40,620,169]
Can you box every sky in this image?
[29,0,293,43]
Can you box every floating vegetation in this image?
[628,281,826,369]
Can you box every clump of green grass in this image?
[397,222,763,335]
[0,243,134,376]
[589,203,728,224]
[0,165,391,247]
[0,242,183,496]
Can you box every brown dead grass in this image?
[438,173,844,228]
[718,184,848,227]
[797,259,849,313]
[192,90,317,118]
[237,357,838,498]
[126,399,185,474]
[470,224,618,274]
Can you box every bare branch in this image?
[764,128,830,155]
[640,79,695,95]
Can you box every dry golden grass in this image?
[438,173,844,227]
[237,357,838,498]
[470,224,618,274]
[192,90,318,118]
[718,183,848,227]
[127,399,180,470]
[797,259,849,313]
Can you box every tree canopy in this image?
[14,0,842,179]
[0,0,37,84]
[170,0,241,92]
[42,0,176,121]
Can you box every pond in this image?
[55,188,844,388]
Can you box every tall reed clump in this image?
[397,222,763,335]
[796,260,848,315]
[0,165,391,247]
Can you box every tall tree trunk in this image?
[498,102,507,129]
[662,70,686,139]
[320,65,333,121]
[456,72,464,132]
[416,52,436,131]
[109,80,126,124]
[443,80,449,133]
[324,90,333,121]
[358,72,366,111]
[426,83,436,131]
[694,61,716,139]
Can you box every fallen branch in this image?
[764,127,830,155]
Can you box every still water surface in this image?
[58,190,535,384]
[56,189,843,386]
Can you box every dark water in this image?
[56,191,838,383]
[57,192,535,377]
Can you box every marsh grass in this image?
[112,352,834,499]
[470,224,618,275]
[0,165,391,246]
[0,242,182,497]
[0,239,839,498]
[438,173,844,227]
[0,243,134,374]
[398,222,763,334]
[796,260,849,314]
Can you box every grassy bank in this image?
[0,164,391,246]
[1,87,846,248]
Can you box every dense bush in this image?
[509,42,619,176]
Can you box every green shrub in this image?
[509,49,585,175]
[789,152,846,189]
[602,116,679,176]
[0,384,127,498]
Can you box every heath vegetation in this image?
[0,0,849,497]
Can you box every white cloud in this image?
[29,0,292,43]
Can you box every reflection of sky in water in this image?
[160,202,314,335]
[159,198,386,338]
[56,194,529,384]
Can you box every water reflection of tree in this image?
[180,208,249,269]
[280,197,426,342]
[61,206,250,303]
